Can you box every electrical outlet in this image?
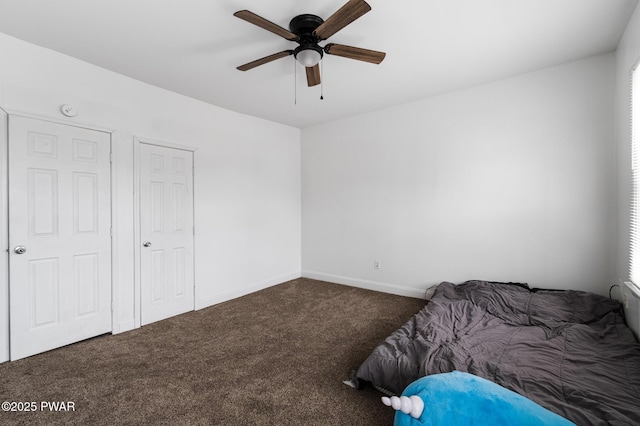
[373,260,381,270]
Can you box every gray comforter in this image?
[355,280,640,425]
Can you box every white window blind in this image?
[630,63,640,286]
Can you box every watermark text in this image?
[2,401,76,412]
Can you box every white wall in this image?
[302,53,616,298]
[0,33,301,361]
[615,3,640,336]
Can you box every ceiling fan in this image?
[234,0,386,87]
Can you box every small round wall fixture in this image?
[60,104,77,117]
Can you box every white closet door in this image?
[8,115,112,360]
[139,143,194,325]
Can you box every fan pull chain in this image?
[320,61,324,100]
[294,57,297,105]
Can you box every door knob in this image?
[14,245,27,254]
[143,241,151,247]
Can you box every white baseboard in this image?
[302,270,425,299]
[195,271,302,310]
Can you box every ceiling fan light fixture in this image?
[234,1,386,87]
[294,45,323,67]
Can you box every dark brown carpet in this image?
[0,278,425,425]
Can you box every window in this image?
[631,63,640,286]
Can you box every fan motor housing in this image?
[290,14,325,63]
[289,14,324,40]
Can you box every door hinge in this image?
[110,228,113,237]
[110,152,113,163]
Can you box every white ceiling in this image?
[0,0,637,128]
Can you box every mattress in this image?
[354,280,640,425]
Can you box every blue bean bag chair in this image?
[382,371,575,426]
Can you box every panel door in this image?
[8,115,112,360]
[139,143,194,325]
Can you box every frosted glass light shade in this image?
[296,49,322,67]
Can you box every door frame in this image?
[0,107,116,363]
[133,136,197,328]
[0,108,8,363]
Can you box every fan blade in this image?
[234,10,298,41]
[237,50,294,71]
[306,65,321,87]
[313,0,371,40]
[324,43,385,64]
